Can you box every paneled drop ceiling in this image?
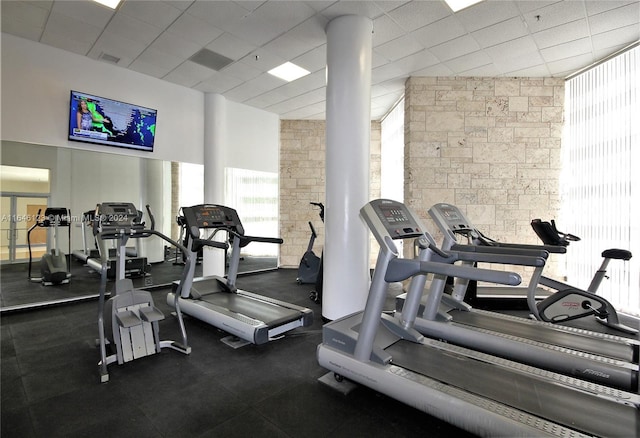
[2,0,638,120]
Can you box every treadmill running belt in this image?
[387,340,638,437]
[201,292,302,327]
[450,310,636,362]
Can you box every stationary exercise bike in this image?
[306,202,325,304]
[27,207,71,285]
[530,219,637,334]
[296,202,323,284]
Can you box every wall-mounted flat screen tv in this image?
[69,90,157,152]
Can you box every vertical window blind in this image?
[224,167,279,257]
[562,44,639,316]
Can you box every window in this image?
[224,167,279,257]
[562,44,639,315]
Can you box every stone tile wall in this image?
[405,76,565,280]
[279,120,381,268]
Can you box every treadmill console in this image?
[362,199,424,242]
[94,202,144,235]
[429,203,474,234]
[182,204,244,239]
[42,208,71,227]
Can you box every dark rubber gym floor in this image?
[1,260,475,438]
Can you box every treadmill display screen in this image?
[440,205,462,221]
[380,205,410,224]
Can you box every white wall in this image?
[226,100,279,173]
[1,33,203,164]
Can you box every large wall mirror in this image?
[0,141,278,313]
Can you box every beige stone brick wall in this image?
[279,120,381,268]
[405,76,564,281]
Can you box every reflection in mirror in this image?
[0,142,277,313]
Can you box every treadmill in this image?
[318,199,639,437]
[74,209,149,278]
[167,204,313,345]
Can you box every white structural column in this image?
[324,15,373,320]
[203,93,227,277]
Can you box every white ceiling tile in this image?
[185,1,248,29]
[492,50,546,75]
[149,31,201,60]
[372,14,407,47]
[411,16,467,48]
[514,1,558,14]
[105,12,165,46]
[262,33,316,61]
[162,69,201,88]
[44,9,103,45]
[459,63,500,76]
[372,62,406,83]
[170,60,218,84]
[51,0,114,28]
[118,1,183,29]
[128,59,173,79]
[588,2,640,35]
[238,49,287,73]
[591,24,640,51]
[292,45,328,73]
[430,35,481,62]
[135,47,184,70]
[585,1,637,16]
[444,50,494,74]
[455,0,521,32]
[385,0,451,32]
[540,38,592,63]
[523,1,586,33]
[472,17,529,49]
[0,17,42,41]
[390,49,440,73]
[166,13,225,46]
[206,32,257,61]
[532,19,590,49]
[221,60,265,82]
[506,63,551,77]
[249,1,317,35]
[165,1,194,11]
[319,1,386,20]
[375,35,424,61]
[2,1,49,29]
[546,52,595,76]
[195,72,244,93]
[89,32,147,63]
[411,63,455,76]
[485,35,539,61]
[245,89,291,109]
[40,29,93,56]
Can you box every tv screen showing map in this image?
[69,90,157,152]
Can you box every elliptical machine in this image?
[94,202,192,382]
[530,219,637,334]
[28,207,71,285]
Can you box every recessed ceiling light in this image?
[93,0,121,9]
[268,62,310,82]
[444,0,483,12]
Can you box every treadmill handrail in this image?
[446,249,547,267]
[385,258,522,285]
[227,228,283,247]
[450,243,549,258]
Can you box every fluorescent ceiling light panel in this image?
[444,0,483,12]
[268,62,310,82]
[93,0,121,9]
